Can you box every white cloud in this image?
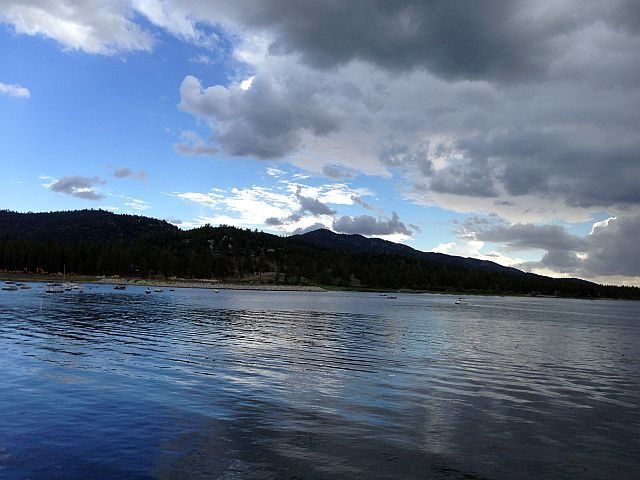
[169,179,382,236]
[432,238,526,268]
[590,216,616,235]
[189,54,216,65]
[170,186,295,228]
[266,167,286,177]
[283,182,372,206]
[131,0,217,48]
[98,205,121,212]
[171,191,224,208]
[0,0,154,55]
[239,76,254,91]
[123,198,150,211]
[0,81,30,98]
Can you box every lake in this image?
[1,284,638,479]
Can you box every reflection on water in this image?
[1,285,639,479]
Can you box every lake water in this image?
[0,285,638,479]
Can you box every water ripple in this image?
[0,286,638,479]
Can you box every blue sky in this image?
[1,1,639,286]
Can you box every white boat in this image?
[154,288,163,293]
[46,284,64,293]
[2,284,19,291]
[455,298,469,305]
[114,284,127,290]
[145,288,152,294]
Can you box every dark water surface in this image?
[1,285,638,479]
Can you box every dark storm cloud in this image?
[457,130,640,208]
[177,1,640,217]
[265,217,284,226]
[223,0,559,82]
[49,175,105,200]
[379,142,432,176]
[333,212,412,236]
[470,216,640,278]
[582,216,640,277]
[265,190,335,227]
[474,222,587,252]
[322,165,353,180]
[351,195,376,212]
[220,0,639,214]
[609,0,640,33]
[429,160,498,198]
[296,189,336,216]
[179,74,340,159]
[539,250,583,271]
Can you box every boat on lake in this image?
[46,284,64,293]
[114,284,127,290]
[455,297,469,305]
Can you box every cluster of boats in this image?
[144,287,164,294]
[116,284,166,294]
[46,282,83,293]
[1,280,85,293]
[2,280,175,295]
[1,281,32,291]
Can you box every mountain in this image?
[0,209,637,299]
[294,228,525,275]
[0,209,177,243]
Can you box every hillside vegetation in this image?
[0,209,638,299]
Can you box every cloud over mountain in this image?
[468,216,640,280]
[333,212,412,237]
[49,175,105,200]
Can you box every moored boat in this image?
[46,284,64,293]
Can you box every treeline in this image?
[1,209,638,299]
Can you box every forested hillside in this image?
[1,209,638,299]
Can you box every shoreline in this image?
[0,273,326,292]
[0,272,632,299]
[92,277,327,292]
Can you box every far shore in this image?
[0,272,327,292]
[92,277,327,292]
[1,272,627,299]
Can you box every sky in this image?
[1,1,639,286]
